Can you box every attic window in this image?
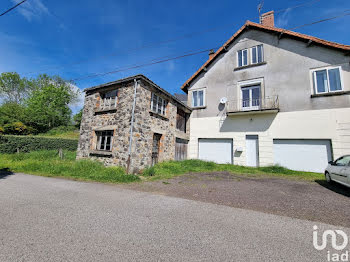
[151,93,168,116]
[237,49,248,67]
[251,45,264,64]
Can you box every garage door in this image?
[198,139,233,164]
[273,139,332,173]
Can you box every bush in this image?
[3,122,34,135]
[0,126,3,134]
[0,135,78,154]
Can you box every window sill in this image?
[234,61,267,71]
[94,107,117,114]
[310,90,350,98]
[89,150,113,157]
[192,106,207,110]
[149,111,169,121]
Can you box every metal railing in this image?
[99,97,117,110]
[227,96,279,113]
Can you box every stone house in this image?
[77,75,191,173]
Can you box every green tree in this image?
[0,72,32,104]
[0,102,26,126]
[25,75,79,133]
[73,109,83,129]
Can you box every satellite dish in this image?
[220,97,227,104]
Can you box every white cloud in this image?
[275,8,291,28]
[11,0,50,21]
[68,83,85,114]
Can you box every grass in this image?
[142,159,324,182]
[0,150,139,183]
[37,126,80,139]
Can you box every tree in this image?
[0,102,26,126]
[0,72,32,104]
[25,75,79,133]
[73,109,83,129]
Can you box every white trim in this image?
[311,66,344,94]
[237,48,248,67]
[191,88,206,108]
[250,45,264,64]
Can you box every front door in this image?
[242,85,261,110]
[152,133,162,166]
[246,135,259,167]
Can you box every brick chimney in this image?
[208,49,215,60]
[260,11,274,27]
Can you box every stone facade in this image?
[77,75,191,173]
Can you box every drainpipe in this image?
[126,78,138,174]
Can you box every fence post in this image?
[58,148,63,159]
[16,148,19,154]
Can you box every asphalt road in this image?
[0,174,349,262]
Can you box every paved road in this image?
[0,174,349,262]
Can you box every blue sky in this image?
[0,0,349,112]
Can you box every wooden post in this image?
[16,148,20,154]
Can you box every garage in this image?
[198,139,233,164]
[273,139,332,173]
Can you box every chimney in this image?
[208,49,215,60]
[260,11,274,27]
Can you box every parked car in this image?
[325,155,350,188]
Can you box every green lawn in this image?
[0,151,324,184]
[142,159,324,182]
[0,150,139,183]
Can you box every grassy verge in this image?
[142,159,324,182]
[0,150,139,183]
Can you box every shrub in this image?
[3,122,33,135]
[0,126,3,134]
[0,135,78,154]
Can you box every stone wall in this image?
[77,78,190,174]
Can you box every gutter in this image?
[126,78,138,174]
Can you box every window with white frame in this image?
[96,130,113,151]
[237,49,248,67]
[100,89,118,109]
[312,66,343,94]
[251,45,264,64]
[151,93,168,116]
[192,89,205,108]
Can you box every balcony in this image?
[95,97,118,113]
[226,96,279,115]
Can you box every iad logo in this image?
[313,225,349,261]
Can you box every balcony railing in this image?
[99,97,117,111]
[227,96,279,114]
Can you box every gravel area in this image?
[124,172,350,227]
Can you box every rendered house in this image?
[77,75,191,173]
[181,11,350,173]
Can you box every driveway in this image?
[125,172,350,228]
[0,173,349,261]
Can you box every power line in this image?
[0,0,27,17]
[72,10,350,83]
[71,47,221,81]
[23,0,323,76]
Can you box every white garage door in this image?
[198,139,233,164]
[273,139,332,173]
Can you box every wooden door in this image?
[175,138,188,161]
[152,134,162,166]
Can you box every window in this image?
[176,108,187,133]
[237,49,248,67]
[101,89,118,109]
[192,89,205,108]
[312,67,343,94]
[334,156,350,166]
[251,45,263,64]
[151,93,167,116]
[96,130,113,151]
[241,85,261,110]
